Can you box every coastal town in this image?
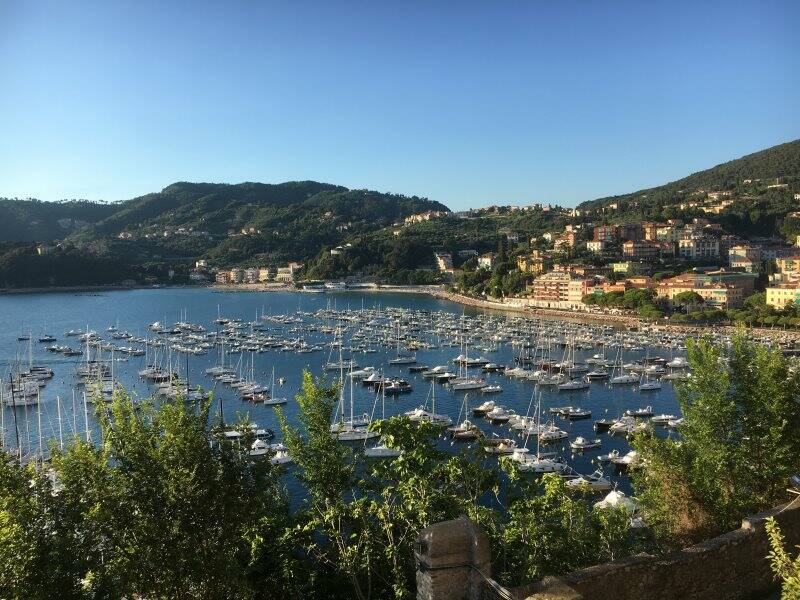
[3,2,800,599]
[201,191,800,323]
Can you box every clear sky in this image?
[1,0,798,210]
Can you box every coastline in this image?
[3,281,799,341]
[433,289,800,341]
[0,284,186,296]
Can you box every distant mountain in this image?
[0,181,449,272]
[579,139,800,213]
[0,199,118,242]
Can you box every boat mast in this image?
[36,388,43,463]
[56,395,63,451]
[82,391,91,444]
[8,371,22,461]
[1,382,4,452]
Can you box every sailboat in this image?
[388,320,416,364]
[365,386,402,458]
[263,366,288,406]
[509,399,567,473]
[404,381,451,425]
[331,364,378,441]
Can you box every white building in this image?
[678,236,720,261]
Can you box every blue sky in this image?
[1,0,798,210]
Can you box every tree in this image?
[493,472,636,586]
[765,517,800,599]
[673,291,704,312]
[0,390,298,600]
[277,373,496,600]
[633,334,800,548]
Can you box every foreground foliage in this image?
[634,334,800,547]
[2,335,799,598]
[766,517,800,600]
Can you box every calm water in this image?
[0,287,682,495]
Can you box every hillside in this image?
[0,199,119,242]
[579,139,800,213]
[303,206,568,283]
[68,181,449,267]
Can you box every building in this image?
[622,240,661,260]
[404,211,447,224]
[611,261,648,275]
[657,225,686,243]
[617,223,644,241]
[478,253,496,270]
[655,272,745,308]
[593,225,617,242]
[524,272,592,309]
[230,268,245,284]
[244,268,260,283]
[434,253,454,273]
[729,257,758,273]
[701,268,757,296]
[678,236,720,261]
[275,262,302,283]
[642,222,659,241]
[195,259,208,269]
[586,240,606,254]
[760,245,794,261]
[554,263,606,278]
[776,256,800,278]
[258,267,272,282]
[766,284,800,309]
[601,277,654,294]
[275,268,295,283]
[729,245,762,263]
[516,251,552,275]
[215,271,231,284]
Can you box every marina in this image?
[0,286,783,494]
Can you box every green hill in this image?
[579,139,800,214]
[0,198,119,242]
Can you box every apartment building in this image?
[586,240,606,253]
[622,240,661,260]
[766,284,800,309]
[593,225,617,242]
[517,251,552,275]
[435,253,454,273]
[524,271,592,309]
[678,236,720,261]
[655,272,745,308]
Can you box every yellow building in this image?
[766,285,800,310]
[517,252,551,275]
[776,256,800,276]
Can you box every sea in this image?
[0,287,683,498]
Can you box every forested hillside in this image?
[579,139,800,214]
[0,199,118,242]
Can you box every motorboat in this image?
[569,436,602,451]
[483,437,518,455]
[611,450,642,469]
[565,469,613,492]
[651,413,678,425]
[472,400,497,416]
[479,384,502,394]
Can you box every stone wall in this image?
[416,499,800,600]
